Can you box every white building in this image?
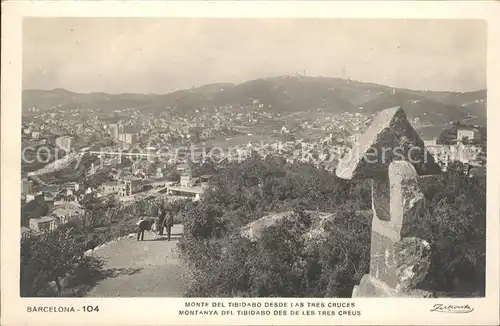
[119,133,136,145]
[176,163,190,173]
[180,167,195,187]
[281,126,290,134]
[21,226,32,241]
[424,139,437,146]
[99,178,142,197]
[457,129,479,142]
[350,133,361,144]
[166,186,204,201]
[31,131,41,139]
[76,124,84,134]
[108,123,119,140]
[29,216,57,233]
[55,136,73,152]
[51,202,83,226]
[21,178,33,195]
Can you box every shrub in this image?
[413,162,486,295]
[178,157,485,297]
[21,192,162,296]
[179,208,370,297]
[20,224,104,297]
[177,157,373,297]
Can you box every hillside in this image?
[23,88,159,112]
[23,76,486,125]
[359,92,471,124]
[414,89,487,115]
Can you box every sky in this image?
[23,18,486,94]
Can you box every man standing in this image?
[165,211,175,241]
[157,204,166,236]
[136,217,148,241]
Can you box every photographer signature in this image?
[430,304,474,314]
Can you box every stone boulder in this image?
[353,273,434,298]
[340,106,439,298]
[336,106,441,180]
[240,210,333,242]
[394,237,431,293]
[240,211,293,242]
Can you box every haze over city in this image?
[23,18,486,94]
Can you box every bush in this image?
[21,193,164,296]
[182,156,371,240]
[413,162,486,295]
[178,157,485,297]
[177,157,372,297]
[179,209,370,297]
[20,224,104,297]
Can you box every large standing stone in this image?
[370,160,429,288]
[336,106,438,298]
[336,106,440,180]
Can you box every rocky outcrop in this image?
[336,106,440,180]
[335,106,438,298]
[240,210,334,242]
[353,274,434,298]
[394,237,431,293]
[240,211,293,241]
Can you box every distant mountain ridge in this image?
[23,76,486,125]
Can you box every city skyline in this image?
[23,18,486,94]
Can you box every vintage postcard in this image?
[1,1,499,325]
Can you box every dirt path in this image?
[85,224,189,297]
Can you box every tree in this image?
[80,194,120,227]
[20,223,102,296]
[21,196,50,226]
[166,170,181,182]
[178,156,485,297]
[177,157,373,297]
[412,163,486,294]
[179,209,370,298]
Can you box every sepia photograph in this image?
[3,2,500,325]
[18,17,488,300]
